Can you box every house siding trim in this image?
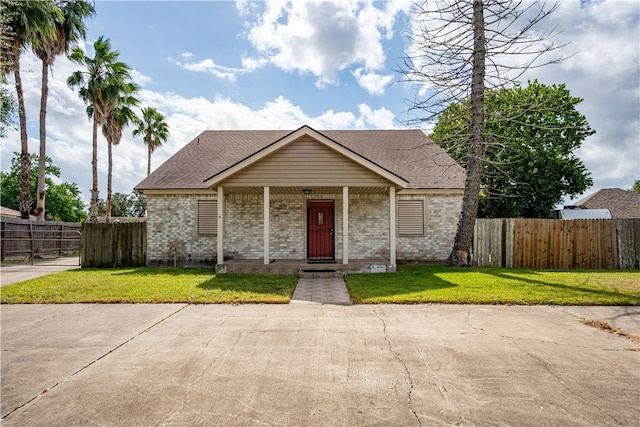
[203,126,409,189]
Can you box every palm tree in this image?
[67,36,133,223]
[32,0,95,221]
[101,84,138,223]
[1,0,60,219]
[133,107,169,176]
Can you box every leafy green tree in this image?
[1,0,60,219]
[431,80,594,218]
[67,36,134,223]
[133,106,169,176]
[32,0,95,221]
[0,86,16,138]
[98,192,146,218]
[0,153,86,222]
[632,180,640,195]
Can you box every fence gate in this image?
[1,218,81,265]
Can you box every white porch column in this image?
[264,186,270,264]
[217,186,224,264]
[389,186,396,265]
[343,186,349,265]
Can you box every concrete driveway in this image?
[0,257,80,287]
[1,304,639,426]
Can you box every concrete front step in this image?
[297,270,344,279]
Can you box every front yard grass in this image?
[2,265,639,305]
[346,265,640,305]
[0,268,297,304]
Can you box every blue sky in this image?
[1,0,639,208]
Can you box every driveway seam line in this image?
[1,303,190,421]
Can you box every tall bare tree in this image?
[32,0,95,221]
[401,0,563,266]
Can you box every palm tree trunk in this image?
[36,60,49,221]
[106,140,113,224]
[447,0,486,267]
[14,43,31,220]
[147,145,152,176]
[87,117,100,223]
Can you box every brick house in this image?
[134,125,465,273]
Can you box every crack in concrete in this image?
[1,304,190,421]
[509,337,625,426]
[372,306,422,427]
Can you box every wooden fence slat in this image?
[504,219,514,268]
[474,218,638,270]
[81,222,146,268]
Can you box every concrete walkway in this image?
[291,276,352,305]
[0,257,80,287]
[2,304,639,426]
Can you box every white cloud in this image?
[352,68,393,95]
[244,0,411,90]
[521,0,640,193]
[175,56,267,82]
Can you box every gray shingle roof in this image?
[134,128,466,191]
[571,188,640,218]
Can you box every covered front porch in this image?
[216,258,395,275]
[213,185,399,274]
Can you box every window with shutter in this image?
[198,200,217,235]
[398,200,424,235]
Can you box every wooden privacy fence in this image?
[1,218,81,262]
[81,222,146,268]
[474,218,640,269]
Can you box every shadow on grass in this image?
[84,268,297,297]
[196,274,297,296]
[107,267,215,277]
[347,265,458,302]
[482,269,640,304]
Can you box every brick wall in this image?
[146,194,217,266]
[349,194,390,259]
[146,191,462,265]
[396,193,462,261]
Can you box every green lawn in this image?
[2,265,639,305]
[346,265,640,305]
[0,268,298,304]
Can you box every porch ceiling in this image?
[221,186,389,195]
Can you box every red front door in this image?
[307,201,334,260]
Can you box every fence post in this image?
[0,220,4,261]
[29,222,34,265]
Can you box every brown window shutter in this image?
[198,200,218,235]
[398,200,424,235]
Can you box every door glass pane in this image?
[318,212,323,226]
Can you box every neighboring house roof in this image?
[0,206,35,220]
[570,188,640,218]
[135,126,466,192]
